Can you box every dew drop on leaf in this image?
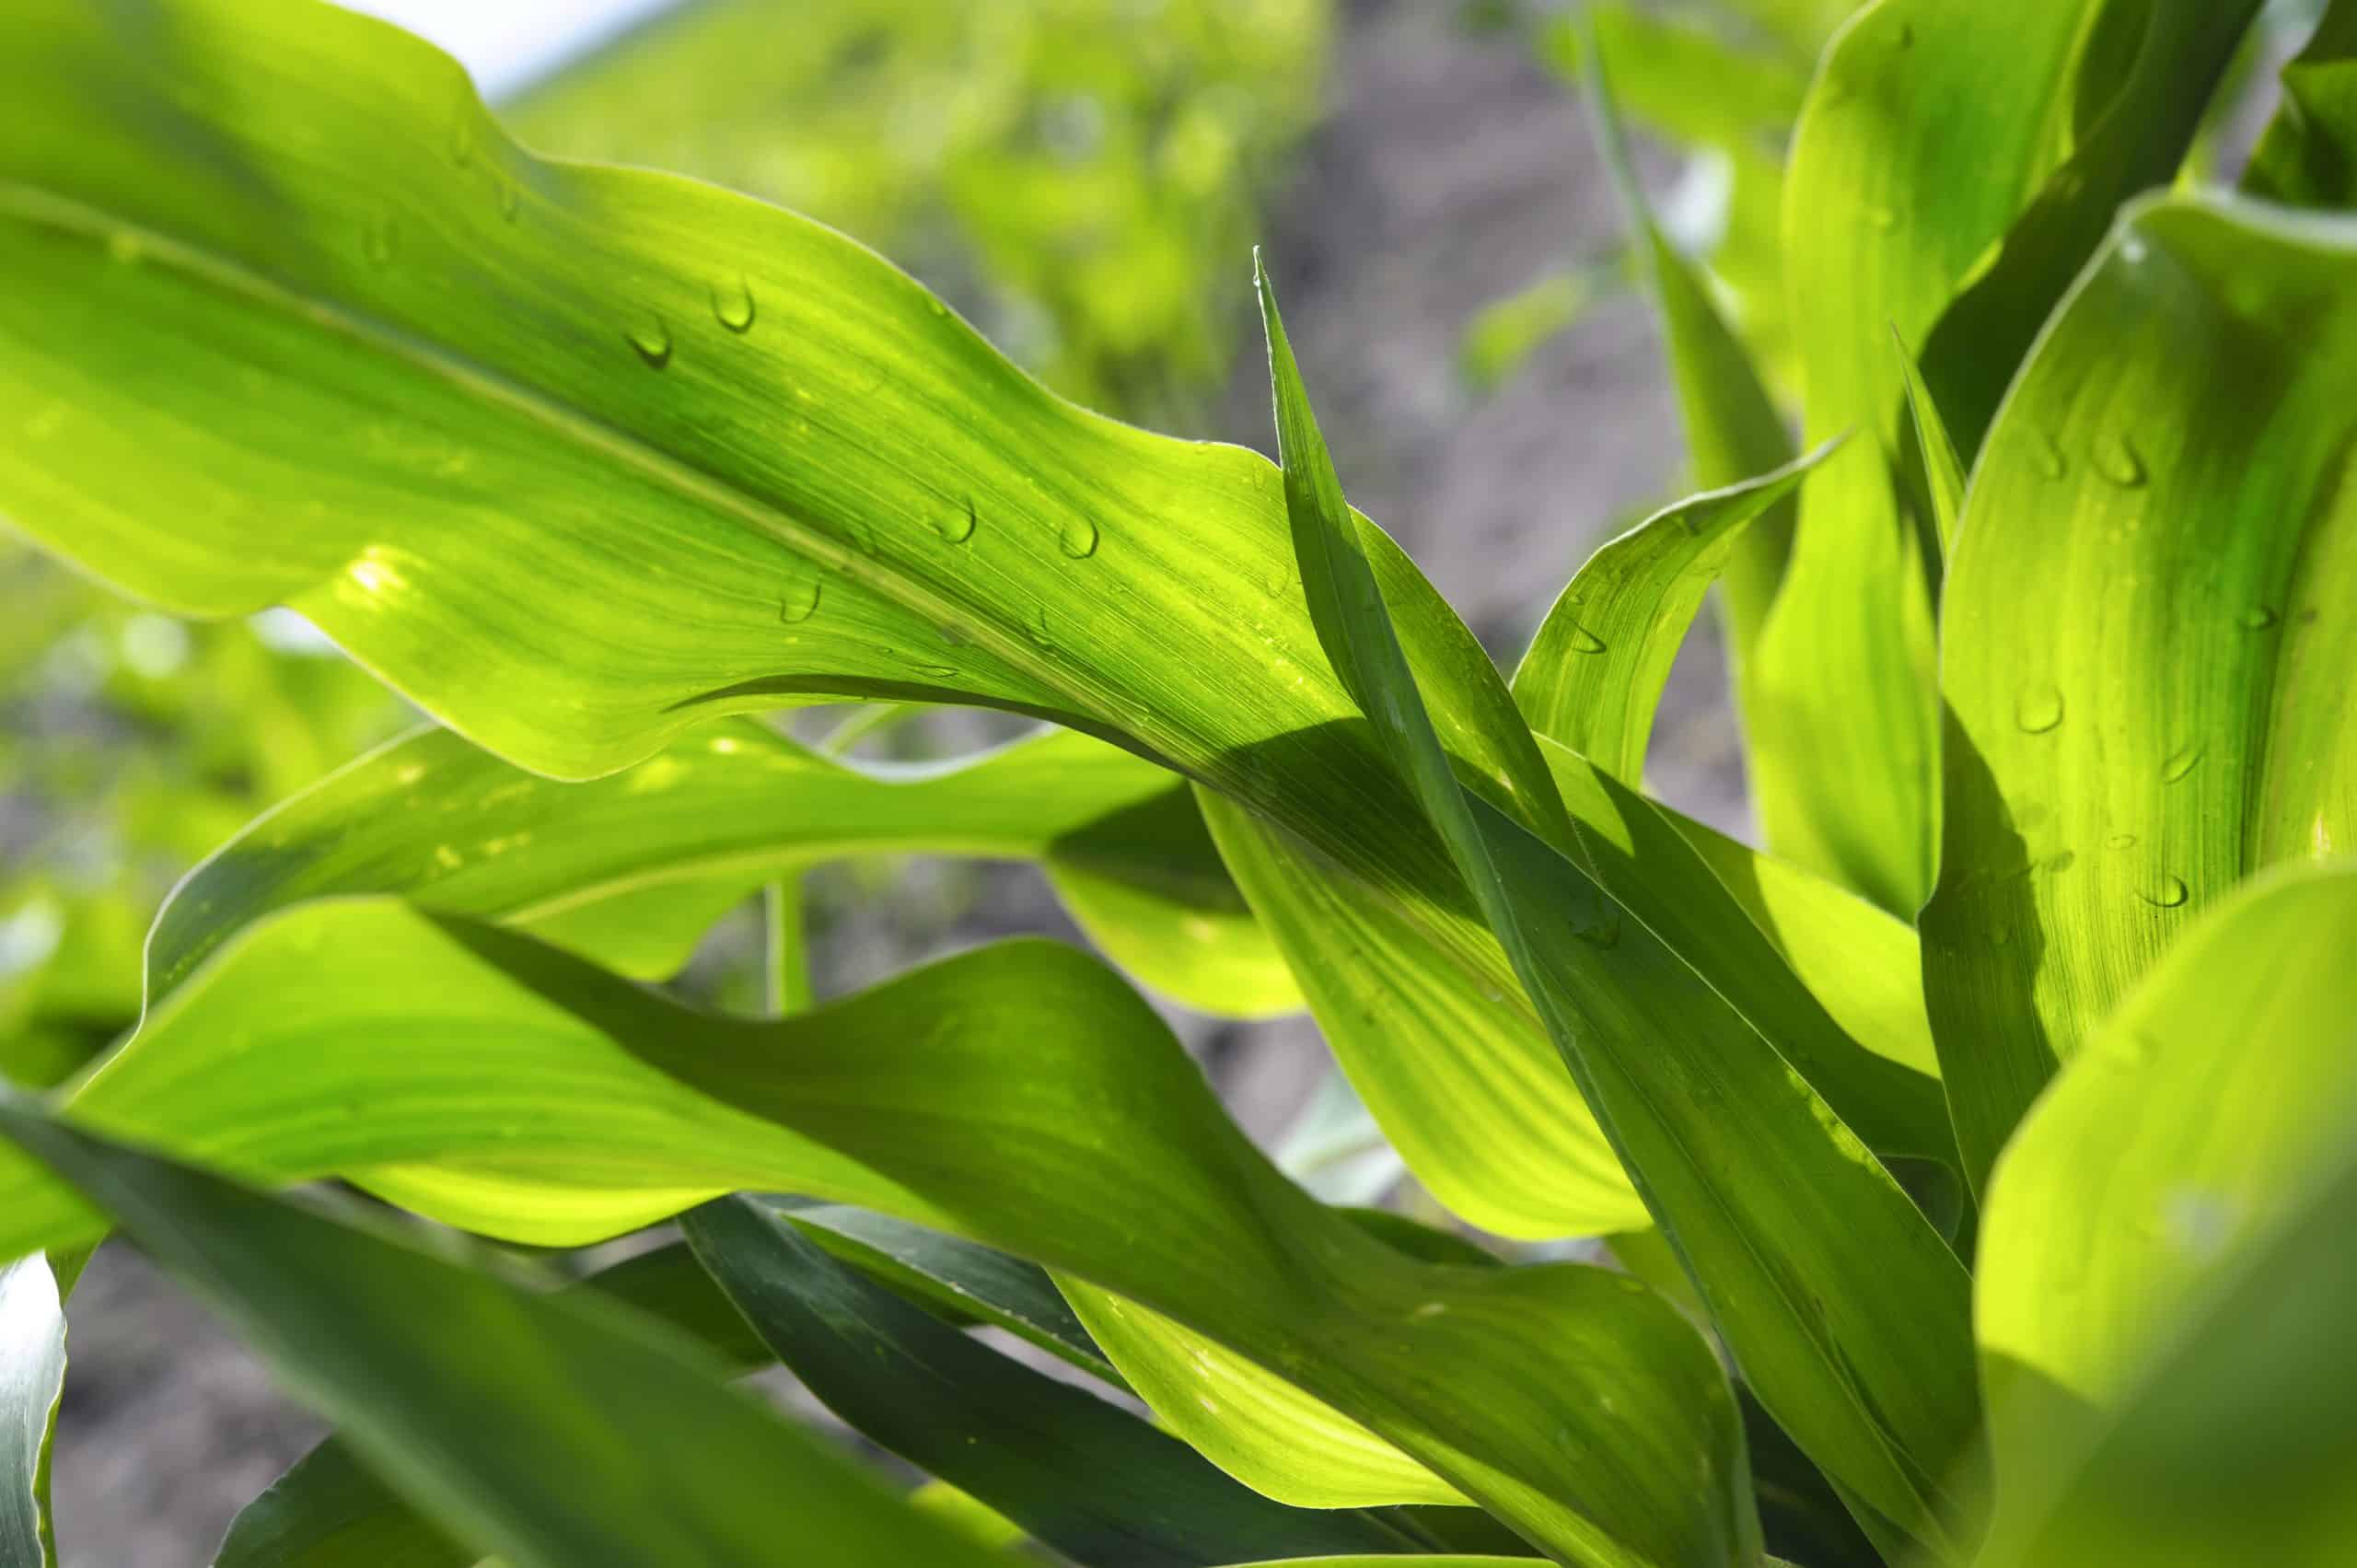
[361,211,398,267]
[2136,874,2189,909]
[936,496,978,543]
[2106,832,2138,851]
[2160,742,2202,784]
[1058,517,1101,559]
[2028,431,2067,481]
[450,119,475,169]
[913,661,958,679]
[1024,607,1053,645]
[1566,624,1607,656]
[711,277,756,333]
[496,180,519,223]
[2237,605,2278,631]
[1892,21,1915,47]
[624,317,672,369]
[2093,432,2147,488]
[1574,912,1622,949]
[2014,683,2064,734]
[1866,205,1898,232]
[777,576,820,624]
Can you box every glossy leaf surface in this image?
[1923,195,2357,1191]
[0,909,1737,1567]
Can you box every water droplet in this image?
[1058,517,1100,559]
[2045,850,2077,875]
[777,577,820,624]
[1574,912,1623,950]
[711,276,756,333]
[625,317,672,370]
[1566,623,1608,656]
[1024,607,1054,645]
[2119,234,2149,265]
[2136,874,2189,909]
[2160,742,2203,784]
[2236,605,2279,632]
[496,180,520,223]
[939,622,972,648]
[2028,431,2067,481]
[1892,21,1915,47]
[936,496,978,544]
[1866,205,1898,232]
[106,230,145,265]
[2106,832,2139,851]
[450,119,476,168]
[913,661,958,679]
[2014,684,2064,734]
[2093,432,2147,488]
[362,212,398,266]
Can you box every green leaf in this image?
[0,1102,1014,1568]
[1918,0,2265,461]
[1970,865,2357,1564]
[1922,193,2357,1192]
[1198,787,1648,1239]
[1891,329,1964,560]
[681,1194,1422,1565]
[0,909,1740,1567]
[147,720,1296,1020]
[1973,865,2357,1533]
[1256,259,1978,1559]
[1577,30,1798,761]
[1758,0,2106,908]
[2243,0,2357,208]
[214,1235,925,1567]
[0,1256,64,1568]
[1511,444,1833,786]
[779,1202,1117,1384]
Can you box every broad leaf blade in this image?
[1922,194,2357,1191]
[1974,865,2357,1541]
[1759,0,2100,907]
[0,1104,1013,1568]
[1971,865,2357,1564]
[0,911,1739,1567]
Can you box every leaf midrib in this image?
[0,177,1128,749]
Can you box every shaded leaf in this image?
[682,1194,1422,1565]
[2243,0,2357,208]
[0,1102,1012,1568]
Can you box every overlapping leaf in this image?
[2244,0,2357,209]
[1922,194,2357,1190]
[1257,262,1976,1560]
[0,908,1740,1567]
[682,1195,1425,1565]
[1757,0,2104,908]
[0,1102,1014,1568]
[1971,865,2357,1563]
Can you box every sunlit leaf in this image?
[1922,194,2357,1191]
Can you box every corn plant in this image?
[4,1,2356,1565]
